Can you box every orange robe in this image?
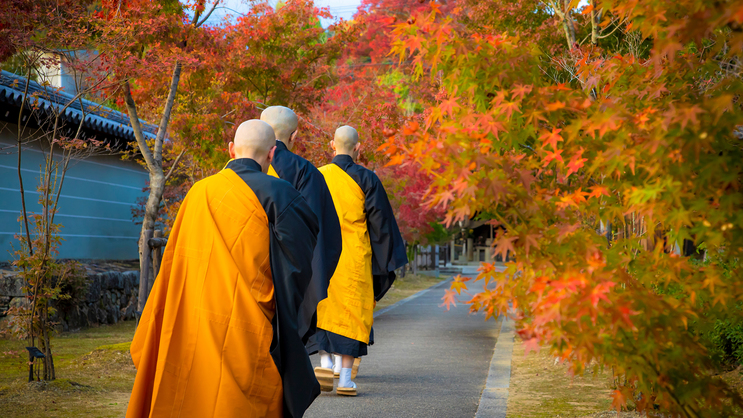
[127,159,319,418]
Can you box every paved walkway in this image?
[305,273,507,418]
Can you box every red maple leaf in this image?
[566,147,587,177]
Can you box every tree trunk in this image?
[552,0,577,49]
[590,2,601,46]
[125,61,182,317]
[42,304,54,380]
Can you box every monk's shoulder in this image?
[345,163,379,194]
[248,173,304,216]
[275,150,324,188]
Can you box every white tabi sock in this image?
[338,368,356,388]
[333,354,342,374]
[320,351,333,369]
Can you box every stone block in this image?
[0,296,10,316]
[0,276,25,297]
[121,301,137,321]
[79,306,90,328]
[106,305,117,324]
[107,272,124,290]
[9,296,28,310]
[123,277,131,296]
[97,307,107,324]
[99,272,110,291]
[87,304,98,325]
[86,274,101,304]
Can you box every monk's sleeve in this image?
[364,173,409,301]
[268,194,320,418]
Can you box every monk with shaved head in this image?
[127,119,321,418]
[309,125,408,396]
[260,106,342,352]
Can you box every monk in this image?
[126,120,320,418]
[259,106,342,345]
[309,125,408,396]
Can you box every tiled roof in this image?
[0,70,157,142]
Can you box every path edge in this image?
[475,315,515,418]
[373,277,450,318]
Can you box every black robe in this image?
[226,158,320,418]
[331,154,409,301]
[270,141,342,343]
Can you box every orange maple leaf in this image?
[500,101,520,120]
[439,96,459,118]
[523,337,540,355]
[440,289,458,310]
[402,121,419,136]
[511,84,532,100]
[611,389,628,411]
[493,234,517,261]
[545,101,566,111]
[539,128,563,150]
[542,149,564,167]
[451,275,470,294]
[588,185,609,199]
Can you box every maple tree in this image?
[120,0,350,244]
[383,1,743,415]
[0,0,118,380]
[299,0,449,250]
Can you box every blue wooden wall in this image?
[0,134,147,261]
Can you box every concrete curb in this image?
[475,315,515,418]
[373,277,451,319]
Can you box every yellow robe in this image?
[315,163,374,343]
[127,169,282,418]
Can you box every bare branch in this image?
[123,81,157,170]
[196,0,221,28]
[17,63,34,256]
[153,61,183,167]
[164,148,187,182]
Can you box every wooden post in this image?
[28,354,33,382]
[412,244,418,275]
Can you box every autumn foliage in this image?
[4,0,743,413]
[382,1,743,415]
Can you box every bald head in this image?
[332,125,360,158]
[229,119,277,173]
[261,106,298,148]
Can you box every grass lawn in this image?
[506,336,743,418]
[506,336,619,418]
[0,320,136,418]
[374,272,444,312]
[0,272,443,417]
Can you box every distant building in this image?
[0,70,156,261]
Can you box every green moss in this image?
[0,321,136,417]
[95,342,131,352]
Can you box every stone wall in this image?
[0,269,140,331]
